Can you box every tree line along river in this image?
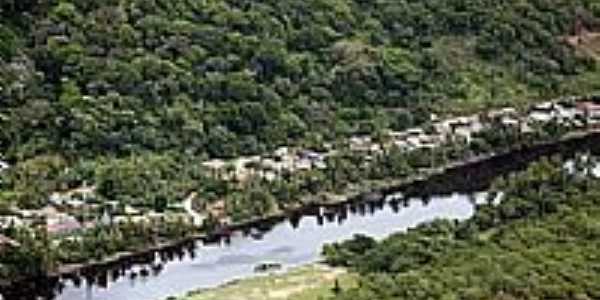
[5,132,600,300]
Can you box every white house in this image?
[529,102,556,123]
[0,160,9,173]
[0,215,23,229]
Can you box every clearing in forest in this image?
[566,30,600,60]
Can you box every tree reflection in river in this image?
[5,191,477,300]
[10,133,600,300]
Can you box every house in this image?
[432,121,452,136]
[529,102,556,123]
[273,147,290,159]
[0,215,23,229]
[388,130,408,140]
[349,136,373,152]
[228,157,259,181]
[298,150,327,169]
[500,117,520,128]
[294,158,312,171]
[201,159,226,178]
[46,217,82,235]
[552,103,578,124]
[406,128,425,136]
[113,215,148,224]
[48,185,97,207]
[44,207,82,235]
[393,139,411,151]
[20,206,82,235]
[576,101,600,125]
[487,107,518,119]
[298,150,323,161]
[0,160,9,172]
[123,205,141,216]
[403,127,427,143]
[420,134,443,149]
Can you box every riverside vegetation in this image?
[323,155,600,299]
[1,0,600,292]
[175,154,600,300]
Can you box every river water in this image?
[56,192,483,300]
[22,132,600,300]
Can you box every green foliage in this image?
[0,0,598,210]
[325,155,600,299]
[0,25,19,60]
[1,0,599,163]
[94,154,203,207]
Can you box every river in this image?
[12,132,600,300]
[56,192,482,300]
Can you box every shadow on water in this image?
[402,133,600,197]
[4,133,600,300]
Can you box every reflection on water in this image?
[8,133,600,300]
[53,192,478,300]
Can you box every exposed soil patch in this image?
[565,31,600,60]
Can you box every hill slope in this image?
[1,1,600,207]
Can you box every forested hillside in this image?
[324,156,600,299]
[1,1,600,208]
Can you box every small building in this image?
[349,136,373,152]
[19,206,83,235]
[576,101,600,125]
[47,216,82,235]
[294,158,312,171]
[123,205,141,216]
[0,160,9,172]
[298,150,324,162]
[0,215,23,229]
[552,104,578,124]
[529,102,556,123]
[500,117,520,128]
[273,147,290,159]
[201,159,227,178]
[393,139,411,151]
[113,215,148,224]
[41,206,82,235]
[487,107,518,119]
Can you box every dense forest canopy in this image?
[1,0,600,208]
[324,156,600,299]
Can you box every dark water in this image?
[56,192,481,300]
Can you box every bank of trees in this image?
[0,216,195,280]
[1,0,600,211]
[323,154,600,299]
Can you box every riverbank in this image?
[44,130,600,278]
[5,129,600,300]
[170,264,355,300]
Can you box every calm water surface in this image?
[56,192,482,300]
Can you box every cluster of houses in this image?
[347,96,600,158]
[1,94,600,240]
[201,146,329,182]
[0,185,200,236]
[199,95,600,185]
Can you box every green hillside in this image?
[1,0,600,208]
[324,156,600,299]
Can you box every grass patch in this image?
[176,264,356,300]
